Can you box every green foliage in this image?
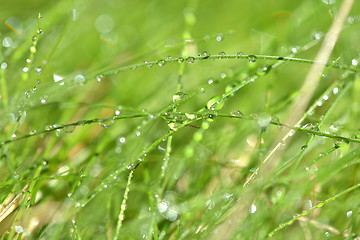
[1,0,360,239]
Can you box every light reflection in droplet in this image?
[250,204,257,213]
[2,37,13,48]
[165,208,178,221]
[157,201,168,213]
[1,62,7,69]
[53,73,64,83]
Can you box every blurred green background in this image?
[1,0,360,239]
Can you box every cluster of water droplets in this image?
[155,192,179,222]
[115,136,127,154]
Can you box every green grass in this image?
[1,0,360,239]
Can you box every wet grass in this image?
[1,0,360,239]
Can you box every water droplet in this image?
[2,37,13,48]
[185,113,196,120]
[352,59,358,66]
[173,92,186,103]
[143,61,153,68]
[256,65,271,76]
[199,51,210,58]
[225,84,236,96]
[215,34,224,42]
[346,210,353,218]
[1,62,7,69]
[257,113,272,128]
[250,204,257,213]
[99,119,115,128]
[312,31,323,40]
[186,56,195,64]
[301,145,308,150]
[334,139,349,148]
[35,67,42,74]
[37,28,43,34]
[22,67,29,73]
[329,124,339,133]
[220,72,226,78]
[8,113,16,122]
[165,208,178,221]
[206,96,224,110]
[236,52,244,58]
[14,225,24,234]
[219,51,226,57]
[136,131,141,136]
[290,46,299,53]
[230,110,243,117]
[157,59,165,67]
[24,91,30,98]
[323,95,329,101]
[113,109,121,116]
[248,55,257,63]
[178,57,184,63]
[206,113,217,122]
[40,95,48,104]
[207,79,214,85]
[74,74,85,85]
[55,127,64,136]
[168,122,179,131]
[58,165,70,176]
[269,185,286,204]
[333,87,339,94]
[64,125,76,134]
[30,129,37,135]
[45,125,53,131]
[249,113,258,119]
[72,8,78,21]
[301,123,319,132]
[355,131,360,139]
[279,141,286,150]
[53,73,64,83]
[347,15,356,24]
[119,137,126,143]
[321,0,336,5]
[205,200,215,210]
[96,74,104,82]
[157,201,168,213]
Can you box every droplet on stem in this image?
[256,65,271,76]
[248,55,257,63]
[206,96,224,111]
[99,119,115,128]
[199,51,210,58]
[157,60,165,67]
[186,57,195,64]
